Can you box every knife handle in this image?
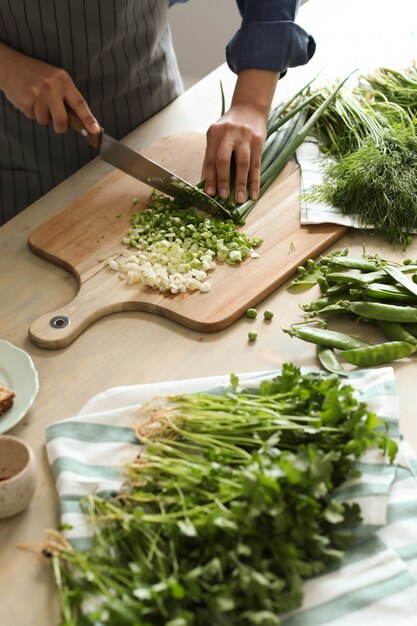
[67,110,103,149]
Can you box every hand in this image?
[202,69,279,205]
[203,104,267,204]
[0,44,100,134]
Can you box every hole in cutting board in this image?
[49,316,70,329]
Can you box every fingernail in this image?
[237,191,245,204]
[206,185,215,196]
[220,188,228,200]
[251,189,259,200]
[91,122,101,133]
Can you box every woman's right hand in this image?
[0,43,100,134]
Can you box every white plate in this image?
[0,340,39,434]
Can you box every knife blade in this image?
[67,111,233,220]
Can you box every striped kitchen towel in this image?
[45,367,417,624]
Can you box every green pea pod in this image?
[322,256,380,271]
[283,325,370,350]
[302,297,334,312]
[325,272,367,285]
[302,292,360,312]
[378,321,417,346]
[348,269,390,285]
[344,301,417,323]
[383,265,417,298]
[365,283,417,304]
[341,341,416,367]
[325,270,388,292]
[317,345,348,376]
[307,306,350,320]
[325,283,351,296]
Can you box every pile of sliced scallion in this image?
[108,75,350,294]
[45,363,396,626]
[108,197,262,293]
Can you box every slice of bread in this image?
[0,384,15,415]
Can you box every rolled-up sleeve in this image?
[226,0,316,75]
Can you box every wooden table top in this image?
[2,1,417,624]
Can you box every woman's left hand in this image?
[202,69,279,205]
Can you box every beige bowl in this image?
[0,435,37,519]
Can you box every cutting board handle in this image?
[28,264,217,348]
[28,256,246,348]
[28,269,135,349]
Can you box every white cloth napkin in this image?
[296,138,361,228]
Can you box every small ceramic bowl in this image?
[0,435,37,519]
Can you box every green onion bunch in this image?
[226,76,351,223]
[48,364,396,626]
[362,64,417,116]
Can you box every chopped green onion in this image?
[108,200,262,293]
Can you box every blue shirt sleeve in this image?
[228,0,315,75]
[168,0,315,76]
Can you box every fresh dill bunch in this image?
[307,125,417,248]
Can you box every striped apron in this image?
[0,0,184,224]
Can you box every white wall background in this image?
[168,0,240,88]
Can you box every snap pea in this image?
[323,266,417,294]
[383,265,417,298]
[283,325,370,350]
[364,283,417,304]
[320,256,381,271]
[377,321,417,346]
[317,345,348,376]
[302,293,358,312]
[341,341,416,367]
[399,264,417,273]
[343,301,417,323]
[326,269,392,287]
[287,248,417,369]
[325,283,351,296]
[302,297,336,312]
[377,264,417,274]
[325,272,368,285]
[306,303,348,317]
[353,269,394,284]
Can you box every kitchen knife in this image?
[67,111,233,220]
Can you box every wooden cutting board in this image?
[28,132,347,349]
